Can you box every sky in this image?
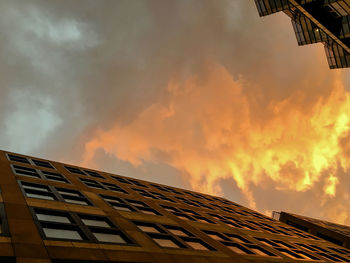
[2,0,350,224]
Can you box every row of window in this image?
[134,221,214,251]
[9,154,245,213]
[19,179,279,232]
[20,179,307,237]
[208,213,319,240]
[12,164,235,213]
[0,192,349,262]
[8,154,223,200]
[256,236,350,262]
[161,205,214,224]
[32,208,134,244]
[20,181,92,206]
[12,165,69,183]
[8,154,54,169]
[9,154,283,231]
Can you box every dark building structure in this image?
[276,211,350,250]
[0,150,350,262]
[254,0,350,69]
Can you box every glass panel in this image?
[113,205,132,211]
[64,198,88,205]
[23,185,49,192]
[185,241,209,250]
[93,232,126,243]
[139,225,161,233]
[208,233,224,241]
[58,190,80,197]
[37,213,70,223]
[27,193,54,200]
[168,229,188,236]
[153,238,180,248]
[140,209,157,215]
[43,228,82,240]
[250,247,270,256]
[81,219,110,228]
[228,245,248,254]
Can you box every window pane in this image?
[168,229,188,236]
[37,213,70,223]
[140,209,157,215]
[23,185,49,192]
[43,228,82,240]
[185,241,209,250]
[139,226,161,233]
[27,193,55,200]
[81,219,110,228]
[64,198,88,205]
[58,190,80,197]
[228,245,248,254]
[208,233,224,240]
[250,247,270,256]
[93,233,126,243]
[153,238,180,248]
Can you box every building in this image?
[254,0,350,69]
[1,150,350,262]
[276,211,350,250]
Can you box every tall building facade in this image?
[0,150,350,262]
[276,211,350,250]
[254,0,350,69]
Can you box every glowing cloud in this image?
[83,63,349,211]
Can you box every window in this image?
[221,236,276,257]
[193,216,214,224]
[128,178,147,187]
[42,171,69,183]
[160,205,179,213]
[225,243,252,254]
[134,221,214,250]
[150,184,171,192]
[149,191,175,203]
[57,188,92,206]
[42,224,84,240]
[92,228,127,243]
[19,181,93,206]
[208,213,225,221]
[7,154,30,164]
[152,236,184,248]
[256,237,319,260]
[12,165,40,178]
[12,165,70,183]
[182,238,213,251]
[203,230,229,241]
[32,159,54,169]
[32,208,135,245]
[83,170,104,179]
[100,195,160,215]
[79,177,105,190]
[65,166,86,175]
[163,186,184,195]
[164,225,192,237]
[100,182,127,194]
[139,225,162,233]
[20,181,56,201]
[111,176,132,185]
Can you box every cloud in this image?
[2,0,350,224]
[82,61,350,220]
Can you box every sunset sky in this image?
[2,0,350,224]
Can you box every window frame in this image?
[30,207,136,245]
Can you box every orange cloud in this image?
[82,62,349,213]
